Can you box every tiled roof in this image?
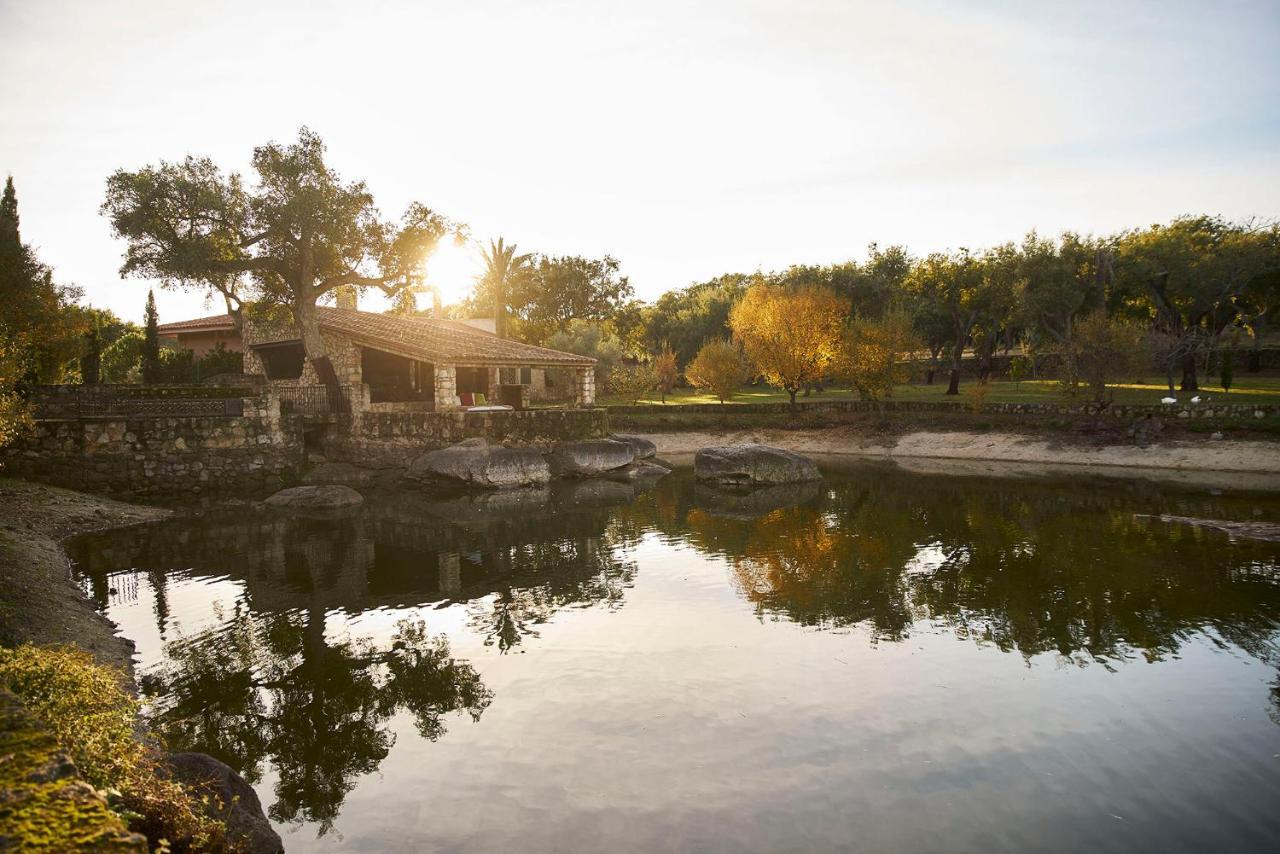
[250,308,595,367]
[156,313,237,333]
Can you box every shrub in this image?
[609,362,658,404]
[686,338,749,405]
[653,344,679,403]
[0,644,229,851]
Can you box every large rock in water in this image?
[166,752,283,854]
[263,484,364,510]
[608,433,658,460]
[545,439,635,477]
[694,444,821,486]
[407,438,550,489]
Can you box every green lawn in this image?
[601,376,1280,407]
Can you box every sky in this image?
[1,0,1277,324]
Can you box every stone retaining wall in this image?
[609,399,1280,421]
[324,407,611,467]
[0,394,303,498]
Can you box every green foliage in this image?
[103,128,463,364]
[0,176,88,384]
[142,290,161,384]
[506,254,633,344]
[544,320,625,391]
[100,331,145,383]
[0,644,227,851]
[79,324,101,385]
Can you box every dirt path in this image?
[641,428,1280,490]
[0,478,171,677]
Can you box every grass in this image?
[602,375,1280,408]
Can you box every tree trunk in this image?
[925,368,935,385]
[295,297,349,413]
[945,339,964,395]
[1179,351,1198,393]
[495,279,506,339]
[788,388,798,417]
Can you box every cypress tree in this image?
[80,322,101,385]
[142,290,161,384]
[1220,350,1234,393]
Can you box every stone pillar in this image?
[487,367,501,402]
[572,366,595,408]
[434,364,461,410]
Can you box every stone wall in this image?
[0,394,303,499]
[608,399,1280,421]
[323,407,611,467]
[242,327,360,386]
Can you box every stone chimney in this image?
[336,286,357,311]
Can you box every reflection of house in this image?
[156,313,242,358]
[243,307,595,410]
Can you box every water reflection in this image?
[672,469,1280,669]
[70,480,650,833]
[69,464,1280,847]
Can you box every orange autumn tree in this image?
[728,283,850,412]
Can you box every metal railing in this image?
[30,385,248,420]
[276,385,352,416]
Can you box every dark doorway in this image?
[362,348,433,403]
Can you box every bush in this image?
[609,362,658,404]
[686,338,749,405]
[0,644,229,851]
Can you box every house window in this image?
[253,341,305,380]
[520,367,532,385]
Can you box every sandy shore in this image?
[641,428,1280,491]
[0,478,171,676]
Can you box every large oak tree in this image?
[102,128,460,390]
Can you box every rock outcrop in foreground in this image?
[407,438,552,489]
[166,752,283,854]
[694,444,821,486]
[263,484,365,510]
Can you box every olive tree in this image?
[103,128,460,392]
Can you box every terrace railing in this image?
[275,384,352,417]
[30,385,249,420]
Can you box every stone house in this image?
[241,307,596,410]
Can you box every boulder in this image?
[407,438,550,489]
[694,444,821,486]
[545,439,635,477]
[608,433,657,460]
[166,752,283,854]
[263,484,364,511]
[605,459,672,482]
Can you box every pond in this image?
[70,461,1280,853]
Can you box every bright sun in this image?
[425,238,481,307]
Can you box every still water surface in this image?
[70,462,1280,853]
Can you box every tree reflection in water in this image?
[70,478,652,833]
[70,464,1280,835]
[663,468,1280,679]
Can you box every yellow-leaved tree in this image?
[686,338,749,405]
[728,283,850,412]
[653,343,679,403]
[837,306,921,402]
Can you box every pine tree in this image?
[142,290,161,384]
